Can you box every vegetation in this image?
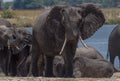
[0,10,42,27]
[102,8,120,24]
[12,0,120,9]
[0,9,119,27]
[1,10,16,18]
[0,0,120,10]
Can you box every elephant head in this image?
[0,25,15,49]
[11,27,32,54]
[45,5,82,40]
[54,4,105,54]
[0,26,31,53]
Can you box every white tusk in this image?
[59,37,67,55]
[79,36,88,48]
[15,46,20,50]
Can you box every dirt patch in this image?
[0,72,119,81]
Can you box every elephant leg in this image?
[32,38,44,76]
[118,56,120,67]
[37,54,44,76]
[9,55,17,76]
[63,42,76,77]
[32,48,39,76]
[45,56,54,77]
[110,54,115,66]
[63,54,74,77]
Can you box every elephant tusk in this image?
[15,46,20,50]
[59,37,67,55]
[79,35,88,48]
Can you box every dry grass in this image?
[102,8,120,24]
[0,8,120,27]
[0,10,42,27]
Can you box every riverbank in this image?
[0,8,120,27]
[0,72,119,81]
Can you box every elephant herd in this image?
[0,18,32,76]
[0,3,119,78]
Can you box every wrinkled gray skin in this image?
[107,25,120,67]
[0,18,11,27]
[32,4,105,77]
[75,46,104,60]
[9,27,32,76]
[73,56,115,78]
[53,46,104,77]
[0,26,32,76]
[0,25,17,76]
[53,56,65,77]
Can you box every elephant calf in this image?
[53,56,65,77]
[73,56,114,78]
[73,46,116,78]
[53,46,104,77]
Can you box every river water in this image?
[28,24,119,67]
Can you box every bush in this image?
[1,10,16,18]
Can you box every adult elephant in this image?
[0,18,11,27]
[0,26,32,76]
[32,4,105,77]
[107,25,120,67]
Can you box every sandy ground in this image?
[0,72,119,81]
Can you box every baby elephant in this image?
[53,56,65,77]
[73,46,117,78]
[73,56,114,78]
[53,46,104,77]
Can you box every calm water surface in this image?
[28,24,119,67]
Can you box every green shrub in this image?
[1,10,16,18]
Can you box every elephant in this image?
[75,46,104,60]
[107,24,120,67]
[0,26,32,76]
[53,55,65,77]
[53,46,104,77]
[73,56,115,78]
[32,4,105,77]
[0,18,11,27]
[9,27,32,76]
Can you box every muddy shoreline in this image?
[0,72,119,81]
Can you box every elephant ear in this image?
[80,3,105,40]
